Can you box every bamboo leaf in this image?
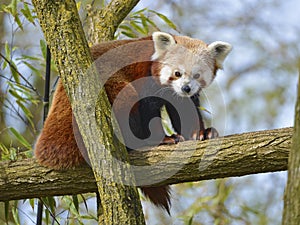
[9,127,31,150]
[29,199,35,210]
[20,3,35,24]
[9,63,20,84]
[9,89,24,102]
[130,20,146,35]
[22,61,43,78]
[80,194,89,212]
[132,7,147,15]
[12,203,21,225]
[46,196,56,214]
[72,195,79,213]
[3,42,11,70]
[14,15,24,30]
[121,31,138,38]
[140,14,149,34]
[5,201,9,222]
[16,100,35,128]
[149,10,177,30]
[0,143,9,155]
[143,16,159,30]
[119,24,134,32]
[198,106,212,114]
[40,39,47,59]
[187,215,194,225]
[10,0,17,16]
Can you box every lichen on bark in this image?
[31,0,144,224]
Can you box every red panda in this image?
[35,32,232,214]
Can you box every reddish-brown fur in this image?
[35,34,221,214]
[35,36,170,212]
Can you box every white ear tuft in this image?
[208,41,232,69]
[151,32,176,60]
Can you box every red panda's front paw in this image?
[161,134,185,144]
[203,127,219,140]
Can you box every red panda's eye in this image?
[175,71,182,77]
[193,73,200,79]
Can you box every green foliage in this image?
[116,7,177,39]
[0,1,51,162]
[0,0,36,29]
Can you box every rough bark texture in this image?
[0,127,291,201]
[282,70,300,224]
[31,0,144,224]
[86,0,140,43]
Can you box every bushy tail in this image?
[140,185,171,214]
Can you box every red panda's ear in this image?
[208,41,232,69]
[151,32,176,60]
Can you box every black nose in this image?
[181,85,191,93]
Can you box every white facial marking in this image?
[155,38,231,97]
[159,65,172,85]
[171,76,200,97]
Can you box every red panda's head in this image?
[151,32,232,97]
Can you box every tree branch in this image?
[0,127,291,202]
[87,0,140,43]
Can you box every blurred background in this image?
[0,0,299,224]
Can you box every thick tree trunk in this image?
[282,67,300,225]
[31,0,144,224]
[0,128,291,201]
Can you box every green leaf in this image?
[12,206,21,225]
[140,14,149,34]
[143,16,159,30]
[5,201,9,222]
[29,199,35,210]
[72,195,79,213]
[20,3,35,24]
[130,20,146,35]
[16,100,35,128]
[17,54,40,61]
[119,24,134,32]
[80,194,89,212]
[132,7,148,16]
[10,0,17,16]
[121,31,138,38]
[46,196,56,214]
[4,43,21,83]
[198,106,212,114]
[0,143,9,155]
[40,39,47,59]
[149,10,177,30]
[3,42,11,70]
[14,14,24,30]
[9,89,24,102]
[187,215,194,225]
[22,61,43,78]
[9,63,21,84]
[9,127,31,150]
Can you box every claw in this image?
[193,127,219,141]
[161,134,185,144]
[204,127,219,139]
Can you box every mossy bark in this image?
[282,67,300,225]
[0,128,291,201]
[31,0,144,224]
[86,0,140,43]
